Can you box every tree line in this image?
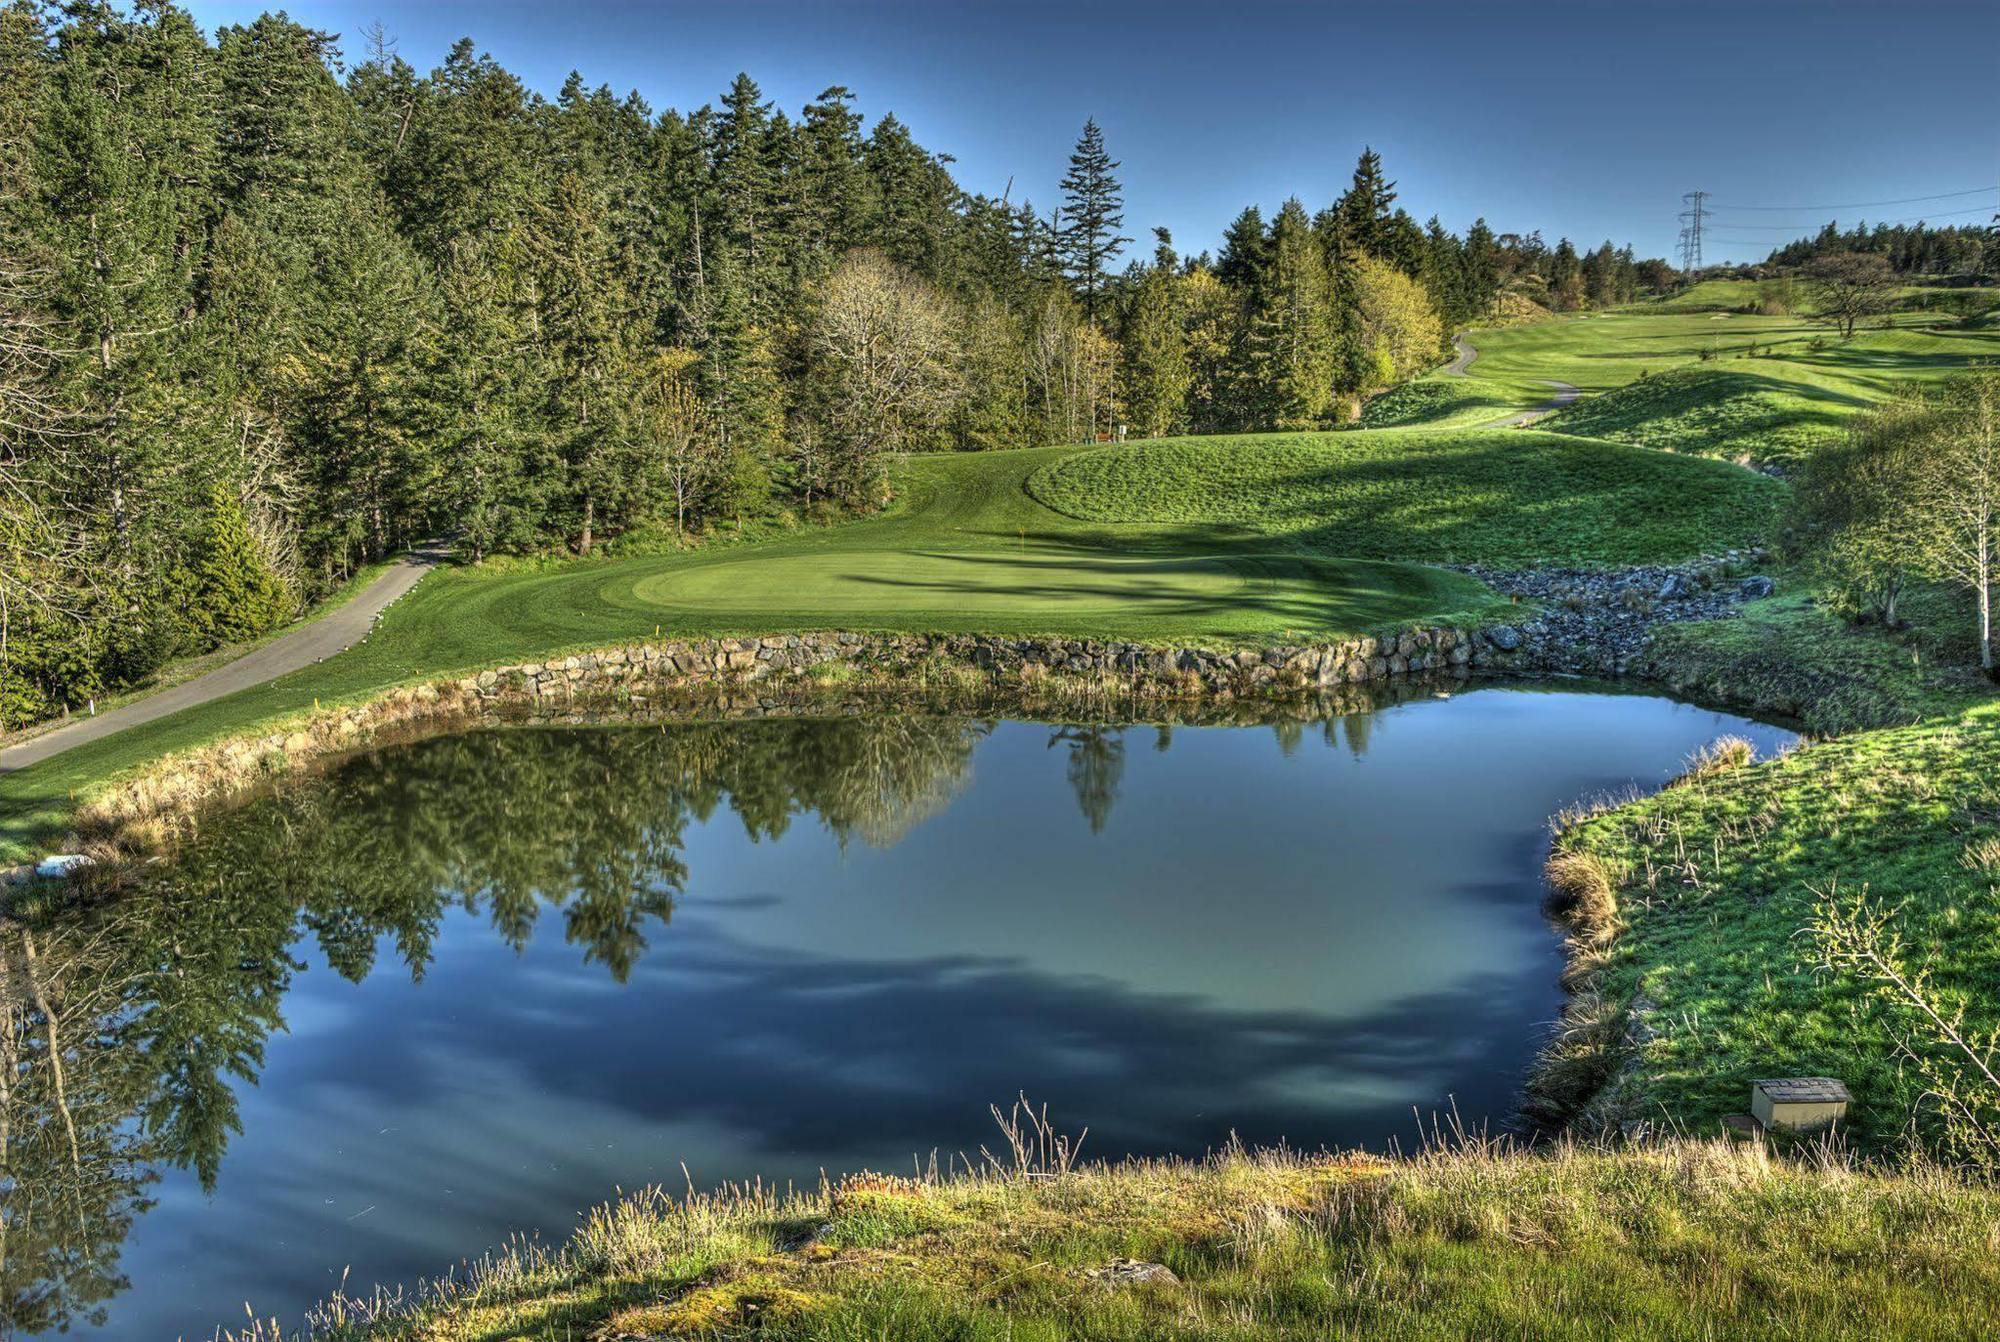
[1763,218,1996,278]
[0,4,1671,728]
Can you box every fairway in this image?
[1383,298,2000,462]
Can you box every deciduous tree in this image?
[1806,252,1897,340]
[808,250,962,502]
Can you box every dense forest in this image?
[0,3,1673,729]
[1762,219,1997,276]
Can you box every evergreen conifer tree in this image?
[1237,199,1336,429]
[1057,118,1130,324]
[1119,230,1191,437]
[190,482,292,643]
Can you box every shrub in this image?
[1668,735,1754,788]
[1544,850,1620,943]
[190,484,294,646]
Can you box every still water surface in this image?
[3,683,1794,1339]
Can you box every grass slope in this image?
[1358,377,1517,429]
[243,1141,2000,1342]
[1650,588,1991,733]
[1028,430,1783,566]
[1550,700,2000,1148]
[1541,367,1853,468]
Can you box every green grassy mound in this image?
[1027,430,1784,566]
[1544,367,1856,467]
[1359,377,1515,428]
[239,1141,2000,1341]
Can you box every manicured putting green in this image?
[633,548,1253,617]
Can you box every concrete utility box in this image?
[1750,1077,1851,1133]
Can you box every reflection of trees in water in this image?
[2,916,164,1333]
[0,715,984,1334]
[1049,725,1127,834]
[219,715,991,983]
[0,700,1416,1329]
[1332,709,1374,759]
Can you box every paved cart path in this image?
[1444,333,1581,426]
[0,545,445,774]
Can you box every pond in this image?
[1,682,1796,1339]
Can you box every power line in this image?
[1677,190,1708,277]
[1710,186,1998,211]
[1705,204,2000,230]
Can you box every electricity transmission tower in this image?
[1677,190,1708,279]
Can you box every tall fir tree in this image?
[1057,118,1130,325]
[1326,146,1397,261]
[1462,217,1501,317]
[1118,229,1191,437]
[1216,206,1269,290]
[1237,199,1336,429]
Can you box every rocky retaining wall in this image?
[476,625,1509,702]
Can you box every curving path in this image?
[0,544,446,775]
[1444,333,1580,427]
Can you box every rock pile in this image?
[1456,552,1774,677]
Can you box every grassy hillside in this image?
[1545,699,2000,1148]
[1541,367,1853,467]
[1028,430,1783,566]
[1649,588,1990,734]
[1471,311,1997,405]
[1359,377,1518,428]
[233,1140,2000,1342]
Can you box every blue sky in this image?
[183,0,2000,265]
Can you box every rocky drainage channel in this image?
[1457,551,1774,678]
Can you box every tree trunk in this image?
[1979,532,1992,671]
[20,930,86,1231]
[579,494,594,556]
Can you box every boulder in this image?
[1657,573,1697,601]
[34,854,93,880]
[1485,625,1523,651]
[1739,575,1775,599]
[1088,1258,1179,1286]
